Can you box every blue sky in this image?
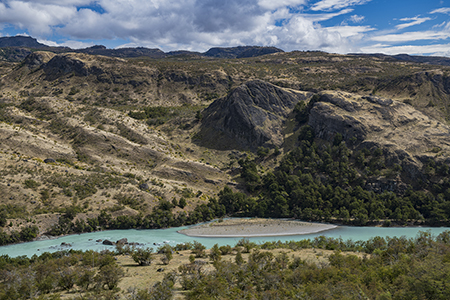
[0,0,449,56]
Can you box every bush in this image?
[24,179,40,189]
[192,241,206,258]
[132,247,154,266]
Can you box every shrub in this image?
[24,179,40,189]
[132,247,154,266]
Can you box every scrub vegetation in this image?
[1,231,450,299]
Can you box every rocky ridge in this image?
[199,80,311,149]
[307,91,450,185]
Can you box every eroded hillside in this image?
[1,49,450,240]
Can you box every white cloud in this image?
[37,38,93,49]
[433,21,447,29]
[0,1,77,36]
[0,0,373,54]
[258,0,306,10]
[326,25,374,38]
[13,0,92,4]
[310,0,371,11]
[396,17,431,30]
[360,43,450,57]
[371,29,450,43]
[430,7,450,14]
[300,8,353,22]
[349,15,365,23]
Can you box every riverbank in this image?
[178,218,338,237]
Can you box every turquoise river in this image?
[1,223,450,258]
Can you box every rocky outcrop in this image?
[308,90,450,182]
[23,51,55,69]
[42,53,104,81]
[200,80,311,149]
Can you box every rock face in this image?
[42,53,104,81]
[200,80,311,149]
[23,51,55,69]
[308,90,450,182]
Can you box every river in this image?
[0,224,449,258]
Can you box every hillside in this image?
[1,46,450,241]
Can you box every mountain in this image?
[351,52,450,67]
[0,36,46,48]
[203,46,284,58]
[1,48,450,238]
[0,36,285,61]
[78,45,166,58]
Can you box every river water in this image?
[1,224,449,258]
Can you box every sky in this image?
[0,0,449,56]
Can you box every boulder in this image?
[102,239,114,246]
[116,238,128,245]
[44,158,56,163]
[139,183,149,190]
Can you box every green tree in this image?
[132,247,154,266]
[95,262,124,290]
[160,245,173,265]
[178,197,187,209]
[209,244,222,262]
[235,249,244,265]
[192,241,206,258]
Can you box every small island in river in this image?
[178,218,338,237]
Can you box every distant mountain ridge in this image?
[2,36,450,68]
[351,53,450,67]
[203,46,283,58]
[0,36,283,61]
[0,36,46,48]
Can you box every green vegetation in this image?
[1,231,450,299]
[185,231,450,300]
[0,225,39,245]
[0,249,124,299]
[128,104,205,127]
[132,247,154,266]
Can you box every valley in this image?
[0,41,450,244]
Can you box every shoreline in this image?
[178,218,338,238]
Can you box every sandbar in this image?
[178,218,338,237]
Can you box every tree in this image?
[235,249,244,265]
[132,247,154,266]
[160,245,173,265]
[178,198,187,209]
[0,210,6,227]
[209,244,222,262]
[195,110,203,121]
[95,262,124,290]
[294,100,308,123]
[192,241,206,258]
[257,146,270,158]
